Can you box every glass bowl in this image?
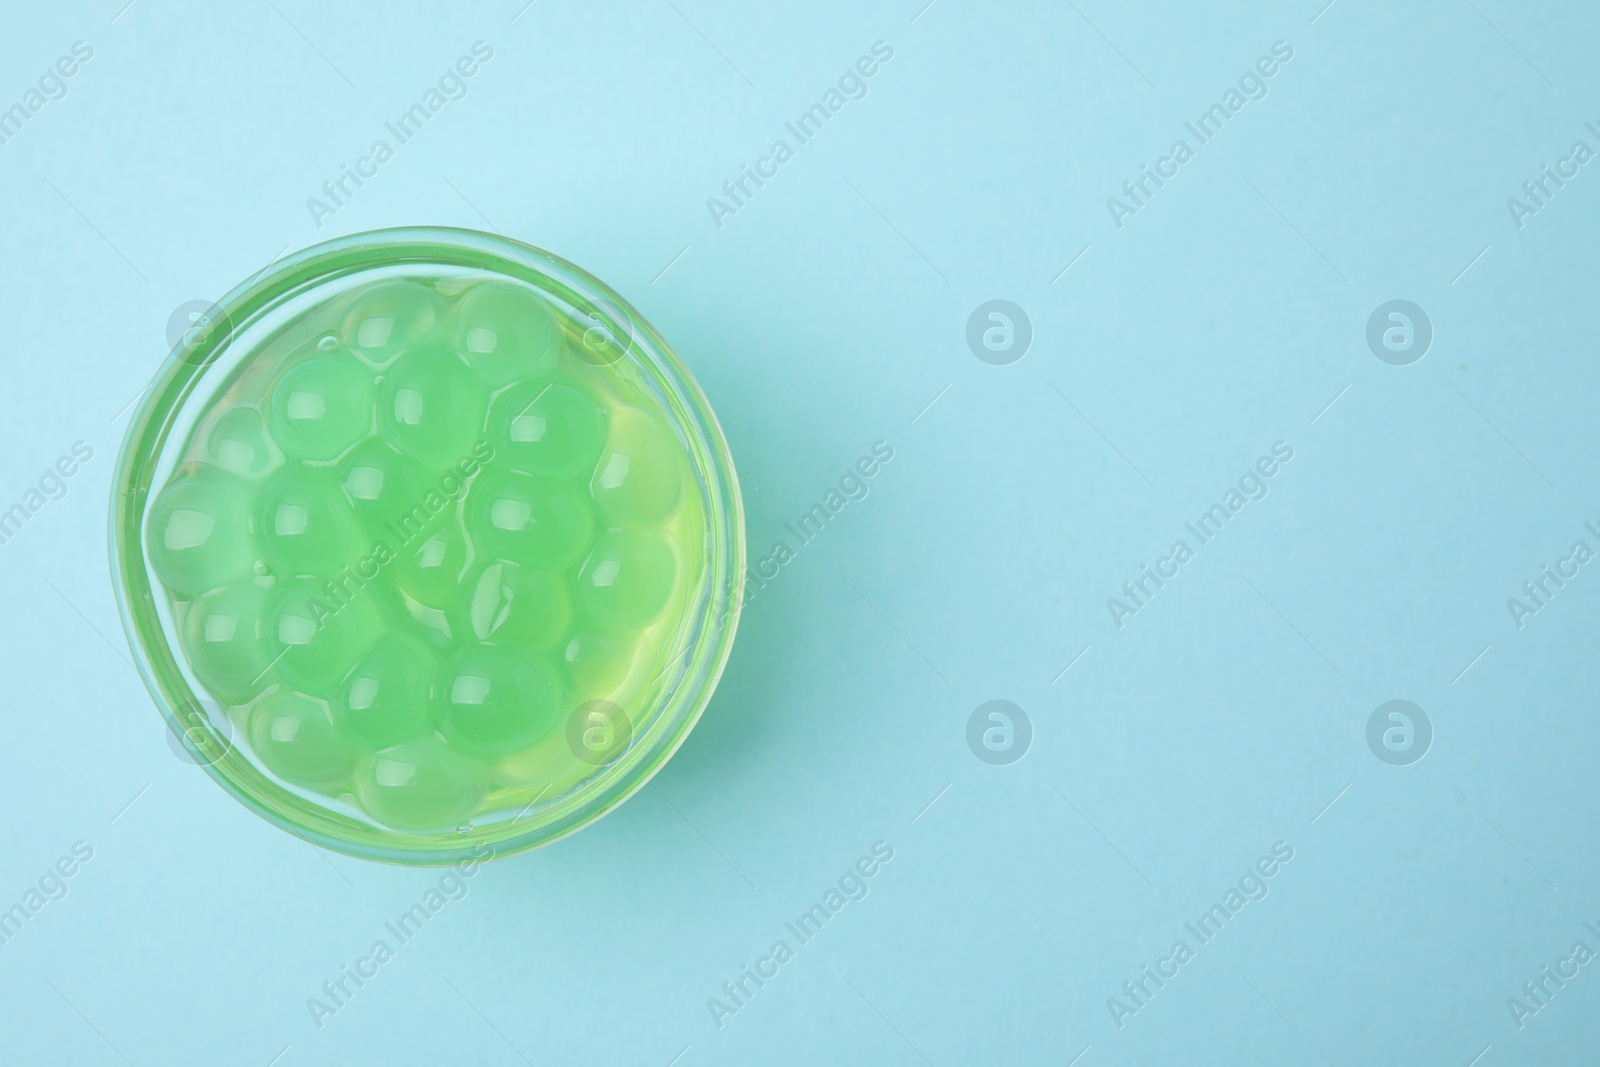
[110,226,744,864]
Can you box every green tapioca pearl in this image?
[267,348,375,461]
[561,630,638,696]
[391,522,473,608]
[357,736,486,831]
[461,561,571,652]
[337,439,427,535]
[182,584,275,704]
[333,632,437,750]
[338,280,443,366]
[146,465,261,598]
[590,407,684,526]
[488,381,604,480]
[248,690,356,791]
[379,345,489,468]
[205,406,274,477]
[259,466,368,576]
[266,578,382,691]
[468,471,595,570]
[576,529,678,628]
[436,645,561,755]
[450,281,560,388]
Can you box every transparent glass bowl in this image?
[110,227,744,864]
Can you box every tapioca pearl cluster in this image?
[570,406,688,643]
[149,275,701,832]
[458,394,690,693]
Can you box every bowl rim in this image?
[109,225,746,865]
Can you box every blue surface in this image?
[2,1,1598,1063]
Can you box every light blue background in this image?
[2,0,1598,1063]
